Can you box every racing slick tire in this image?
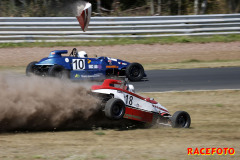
[171,111,191,128]
[125,63,144,81]
[105,98,125,120]
[48,65,69,79]
[26,61,38,76]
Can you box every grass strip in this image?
[144,59,240,70]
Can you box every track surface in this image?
[132,67,240,92]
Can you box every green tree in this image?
[0,0,238,17]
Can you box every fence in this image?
[0,13,240,43]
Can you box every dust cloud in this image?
[0,73,100,132]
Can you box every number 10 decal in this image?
[72,59,85,70]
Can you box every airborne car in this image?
[91,79,191,128]
[26,48,146,81]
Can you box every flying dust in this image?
[0,72,101,132]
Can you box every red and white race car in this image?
[91,79,191,128]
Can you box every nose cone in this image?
[76,2,92,32]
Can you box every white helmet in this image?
[77,51,88,58]
[128,84,135,93]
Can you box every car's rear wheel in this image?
[26,61,38,76]
[48,65,69,79]
[125,63,144,81]
[171,111,191,128]
[105,98,125,120]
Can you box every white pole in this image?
[194,0,199,15]
[158,0,161,15]
[150,0,154,15]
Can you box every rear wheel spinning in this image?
[48,65,69,79]
[26,61,38,76]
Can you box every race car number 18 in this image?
[72,59,85,70]
[125,94,133,105]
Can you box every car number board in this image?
[72,59,85,70]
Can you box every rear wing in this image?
[76,2,92,32]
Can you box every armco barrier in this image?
[0,14,239,42]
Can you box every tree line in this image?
[0,0,239,17]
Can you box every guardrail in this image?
[0,14,240,43]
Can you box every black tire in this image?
[105,98,125,120]
[26,61,38,76]
[171,111,191,128]
[125,63,144,81]
[48,65,69,79]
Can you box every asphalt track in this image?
[131,67,240,92]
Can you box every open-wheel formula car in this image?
[26,48,146,81]
[91,79,191,128]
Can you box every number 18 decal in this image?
[72,59,85,70]
[125,94,134,106]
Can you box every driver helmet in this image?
[127,84,135,93]
[77,51,88,58]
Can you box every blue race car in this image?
[26,48,146,81]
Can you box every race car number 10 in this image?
[72,59,85,70]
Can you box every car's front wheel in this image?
[125,63,144,81]
[171,111,191,128]
[48,65,69,79]
[104,98,125,120]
